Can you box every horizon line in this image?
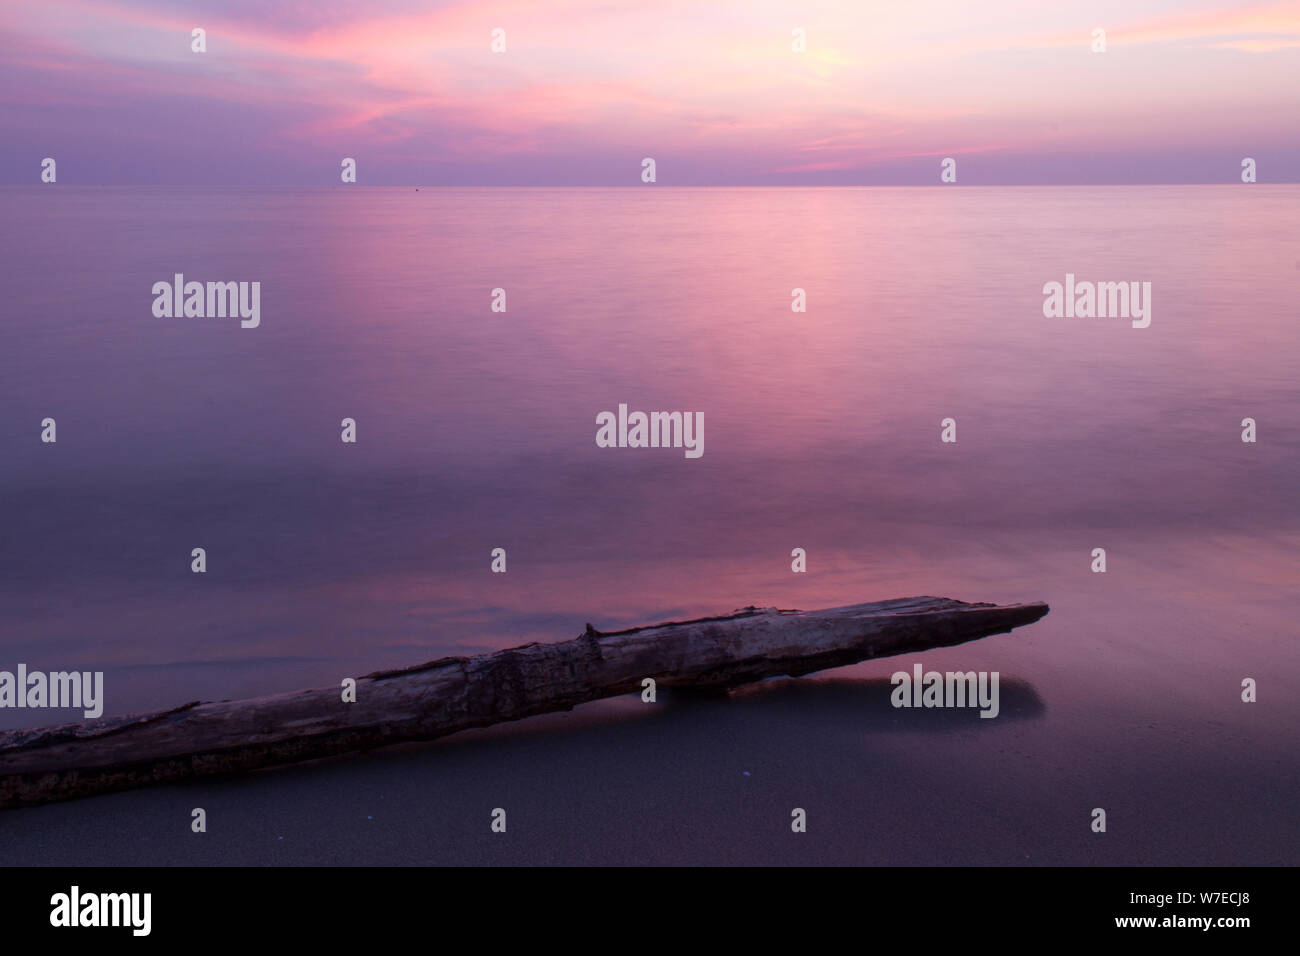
[5,181,1297,188]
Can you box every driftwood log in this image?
[0,596,1047,808]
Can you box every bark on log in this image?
[0,596,1048,808]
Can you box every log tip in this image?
[1004,600,1050,626]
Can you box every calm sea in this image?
[0,186,1296,863]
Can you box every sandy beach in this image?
[3,539,1294,866]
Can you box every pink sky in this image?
[1,0,1297,184]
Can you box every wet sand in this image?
[2,572,1294,866]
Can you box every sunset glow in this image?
[2,0,1297,183]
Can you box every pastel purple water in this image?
[0,186,1296,863]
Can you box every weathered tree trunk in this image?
[0,596,1047,808]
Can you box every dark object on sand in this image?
[0,596,1047,808]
